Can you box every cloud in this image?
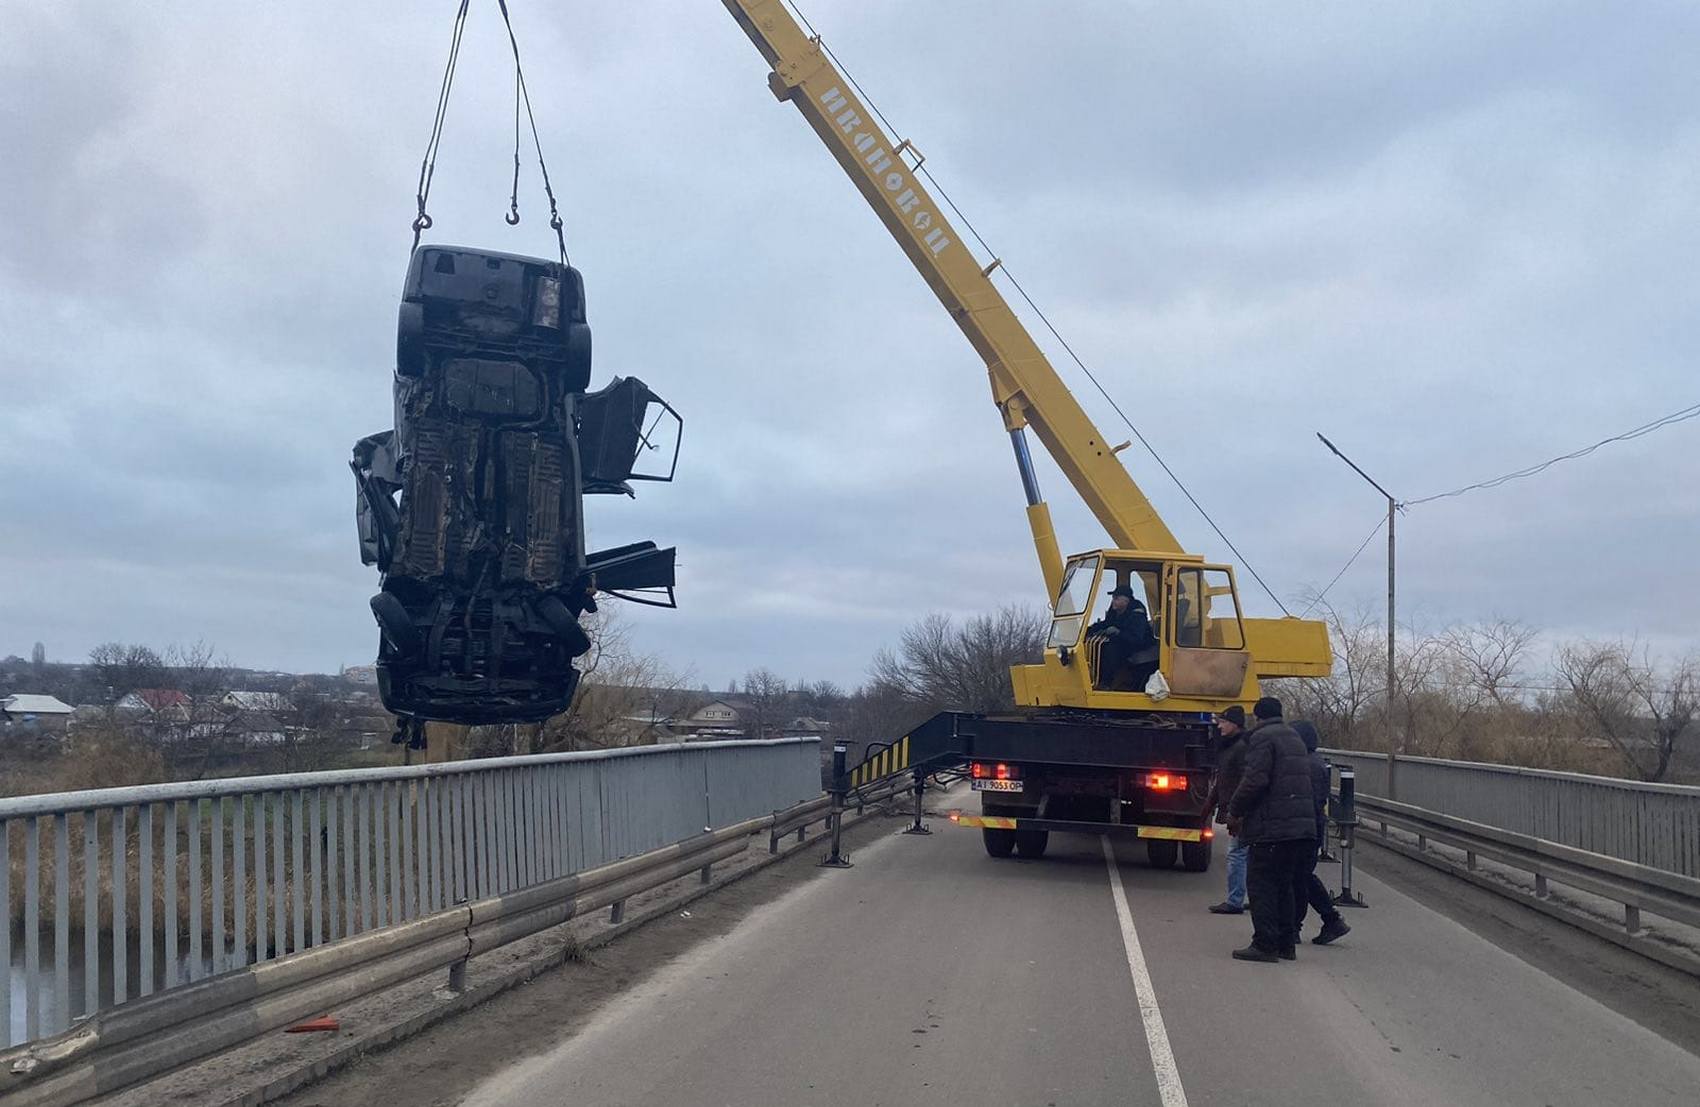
[3,0,1696,690]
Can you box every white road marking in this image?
[1102,834,1190,1107]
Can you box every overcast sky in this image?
[3,0,1697,691]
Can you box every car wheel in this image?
[983,828,1016,858]
[537,595,593,656]
[562,322,592,392]
[1146,839,1179,869]
[369,592,421,656]
[396,301,426,378]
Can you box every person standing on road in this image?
[1290,720,1351,946]
[1203,705,1250,915]
[1226,696,1316,963]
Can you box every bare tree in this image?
[537,608,693,752]
[157,642,239,779]
[88,642,166,701]
[271,689,351,772]
[740,668,790,740]
[1266,599,1384,747]
[1446,620,1537,708]
[792,680,847,720]
[869,604,1047,717]
[839,677,927,745]
[1553,641,1697,782]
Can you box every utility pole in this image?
[1317,434,1399,801]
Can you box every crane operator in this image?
[1087,585,1160,691]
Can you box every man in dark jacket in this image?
[1086,586,1158,691]
[1202,705,1249,914]
[1291,720,1351,945]
[1226,696,1316,962]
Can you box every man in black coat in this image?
[1291,720,1351,945]
[1086,586,1158,691]
[1226,696,1316,962]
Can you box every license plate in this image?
[971,779,1023,792]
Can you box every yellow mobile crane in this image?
[722,1,1331,864]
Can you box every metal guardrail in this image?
[1321,749,1700,878]
[0,739,820,1051]
[1355,794,1700,969]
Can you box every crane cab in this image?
[1011,550,1262,713]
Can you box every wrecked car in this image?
[352,245,679,734]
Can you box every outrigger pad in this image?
[349,244,679,725]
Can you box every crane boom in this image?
[723,0,1184,597]
[722,0,1332,694]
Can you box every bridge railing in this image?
[1321,749,1700,879]
[0,738,821,1049]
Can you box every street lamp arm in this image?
[1316,433,1398,504]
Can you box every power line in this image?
[1298,515,1386,618]
[783,2,1293,615]
[1405,401,1700,507]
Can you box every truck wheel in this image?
[1182,839,1213,872]
[1015,830,1049,859]
[983,828,1016,858]
[1146,839,1179,869]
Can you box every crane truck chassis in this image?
[894,711,1217,867]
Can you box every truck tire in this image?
[983,828,1016,858]
[1181,839,1213,872]
[1146,839,1179,869]
[1014,829,1049,858]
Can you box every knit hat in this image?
[1253,696,1283,721]
[1291,719,1320,752]
[1215,705,1246,728]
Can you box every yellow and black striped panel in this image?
[849,735,911,788]
[1136,826,1204,842]
[952,814,1017,829]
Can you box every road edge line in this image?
[1102,834,1190,1107]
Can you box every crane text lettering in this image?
[819,86,953,257]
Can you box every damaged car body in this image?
[352,245,679,733]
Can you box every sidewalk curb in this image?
[1359,833,1700,981]
[220,803,903,1106]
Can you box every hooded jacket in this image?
[1206,728,1248,819]
[1227,715,1317,843]
[1290,720,1330,843]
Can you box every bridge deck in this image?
[448,804,1700,1107]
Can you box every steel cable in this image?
[411,0,472,254]
[784,1,1293,614]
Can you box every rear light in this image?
[1203,828,1215,840]
[1142,772,1187,792]
[971,762,1021,781]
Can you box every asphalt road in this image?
[454,810,1700,1107]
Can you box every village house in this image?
[678,698,751,740]
[115,688,191,718]
[0,693,76,736]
